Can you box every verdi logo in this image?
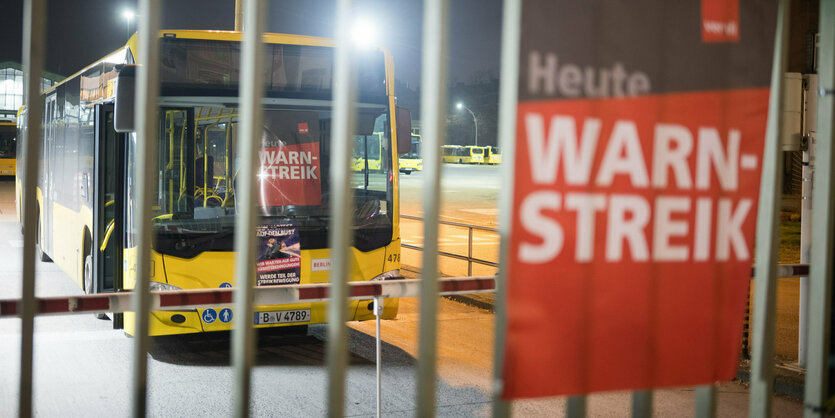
[701,0,739,43]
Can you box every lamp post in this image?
[456,102,477,146]
[122,9,135,43]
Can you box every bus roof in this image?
[44,30,394,97]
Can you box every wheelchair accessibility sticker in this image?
[202,308,217,324]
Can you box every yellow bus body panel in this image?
[123,242,400,336]
[0,158,15,176]
[49,202,93,288]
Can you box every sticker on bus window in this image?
[256,222,301,286]
[258,142,322,206]
[258,110,322,207]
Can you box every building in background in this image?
[0,62,64,121]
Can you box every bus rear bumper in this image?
[122,298,399,336]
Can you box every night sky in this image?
[0,0,503,87]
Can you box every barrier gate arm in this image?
[0,265,812,318]
[0,276,497,317]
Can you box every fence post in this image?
[695,385,717,418]
[18,1,46,416]
[632,390,653,418]
[326,0,359,415]
[416,0,449,415]
[232,0,267,416]
[130,1,162,416]
[491,0,521,416]
[803,1,835,415]
[749,0,791,416]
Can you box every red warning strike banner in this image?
[259,142,322,207]
[504,0,776,398]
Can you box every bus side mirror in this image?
[395,107,412,155]
[114,65,137,133]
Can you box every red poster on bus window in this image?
[503,0,776,398]
[259,142,322,207]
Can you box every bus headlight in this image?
[149,281,182,291]
[370,269,401,281]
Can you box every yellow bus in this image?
[17,30,409,336]
[441,144,484,164]
[398,134,422,174]
[464,146,485,164]
[484,145,501,165]
[351,131,384,172]
[0,120,16,176]
[441,145,462,163]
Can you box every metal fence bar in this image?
[373,295,383,418]
[804,1,835,415]
[232,0,267,416]
[131,1,161,416]
[632,391,652,418]
[400,214,500,274]
[565,397,586,417]
[467,228,473,276]
[327,0,359,415]
[799,72,818,369]
[416,0,449,415]
[401,243,497,268]
[18,0,46,416]
[749,0,790,416]
[401,213,498,233]
[695,385,717,418]
[491,0,521,415]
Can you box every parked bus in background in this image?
[443,145,485,164]
[484,145,501,165]
[352,131,384,172]
[465,145,485,164]
[398,133,422,175]
[0,120,16,176]
[16,30,410,336]
[441,145,462,163]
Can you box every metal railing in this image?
[400,214,498,276]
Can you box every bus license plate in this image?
[254,309,310,325]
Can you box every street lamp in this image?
[351,19,377,48]
[121,9,136,43]
[456,102,478,147]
